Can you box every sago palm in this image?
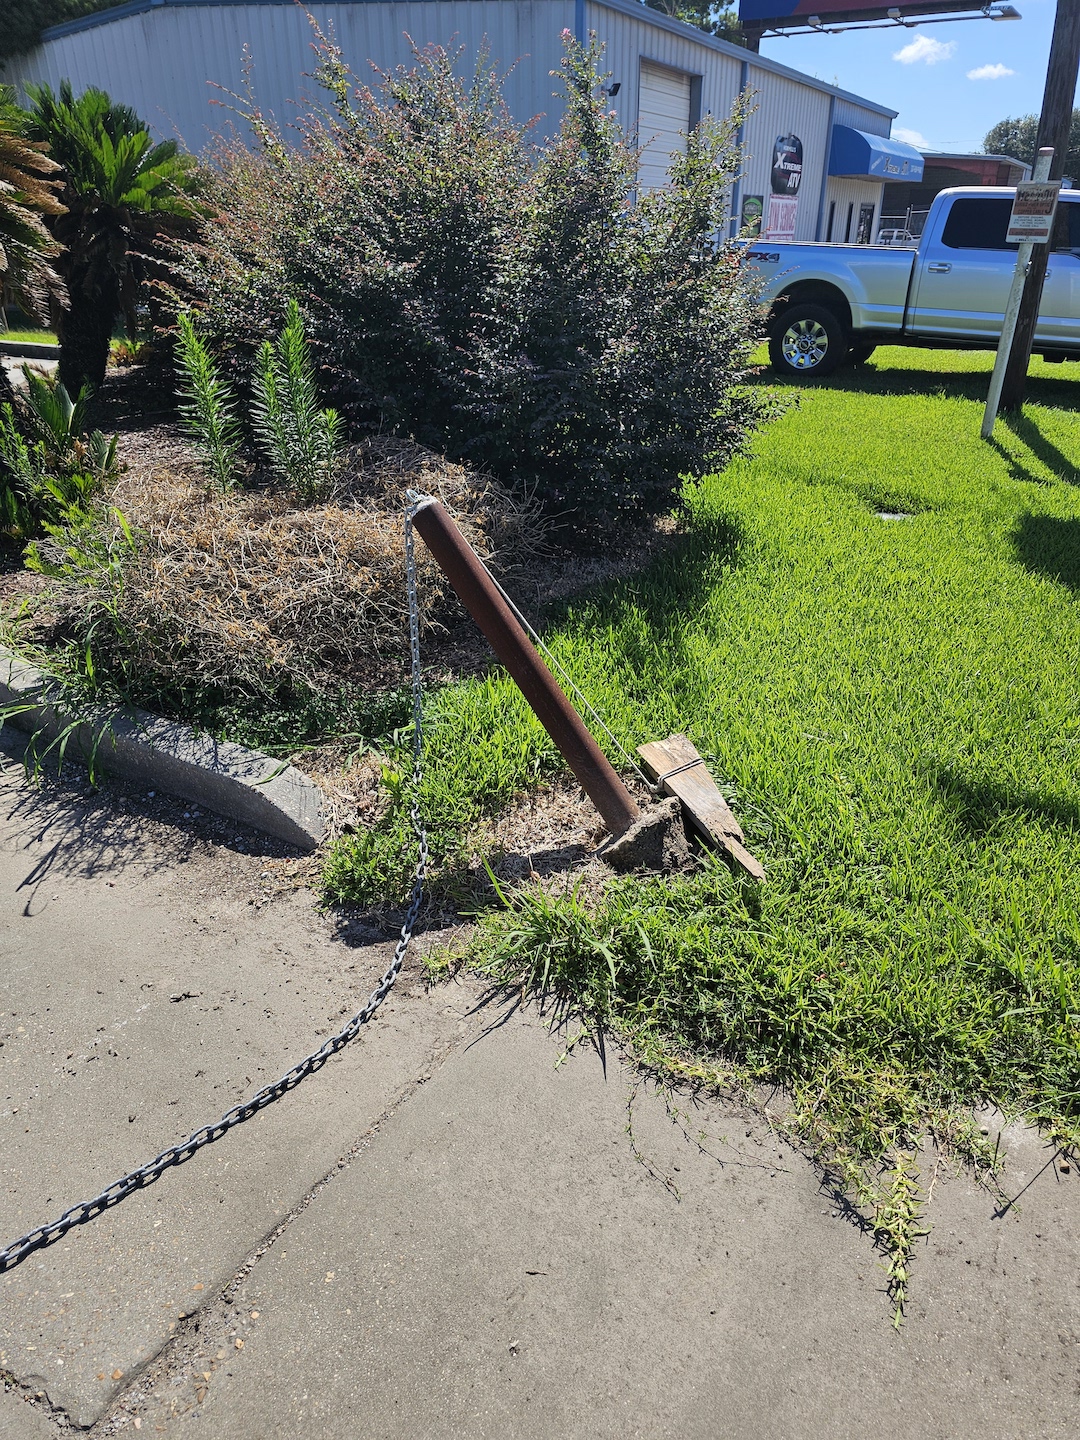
[26,81,205,392]
[0,89,65,404]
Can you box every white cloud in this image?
[893,35,956,65]
[967,62,1015,80]
[893,125,929,148]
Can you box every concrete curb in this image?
[0,340,60,361]
[0,646,325,851]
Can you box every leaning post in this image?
[981,147,1056,441]
[409,497,641,838]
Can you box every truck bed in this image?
[744,241,916,336]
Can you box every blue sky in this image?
[757,0,1066,152]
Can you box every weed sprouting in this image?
[871,1154,929,1328]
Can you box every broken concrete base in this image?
[601,794,689,873]
[0,645,324,850]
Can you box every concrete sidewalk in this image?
[1,761,1077,1438]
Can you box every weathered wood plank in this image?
[637,734,765,881]
[637,735,744,840]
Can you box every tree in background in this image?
[643,0,747,44]
[0,89,66,404]
[984,110,1080,177]
[24,81,205,393]
[1,1,126,62]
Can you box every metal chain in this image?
[0,503,430,1276]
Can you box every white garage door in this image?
[638,62,692,192]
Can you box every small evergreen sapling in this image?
[252,298,341,502]
[174,311,243,491]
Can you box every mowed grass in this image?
[325,346,1080,1312]
[0,329,57,346]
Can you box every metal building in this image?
[5,0,924,242]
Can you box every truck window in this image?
[940,197,1017,251]
[1052,199,1080,253]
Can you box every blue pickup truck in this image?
[745,186,1080,378]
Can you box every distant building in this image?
[5,0,924,243]
[879,151,1032,239]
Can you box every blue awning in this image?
[829,126,924,183]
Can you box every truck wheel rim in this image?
[782,318,829,369]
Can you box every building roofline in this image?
[591,0,894,116]
[40,0,896,115]
[920,150,1028,163]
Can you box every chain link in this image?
[0,503,430,1275]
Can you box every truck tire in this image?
[769,303,848,378]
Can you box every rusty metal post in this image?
[410,498,641,837]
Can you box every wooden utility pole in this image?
[999,0,1080,411]
[982,149,1057,437]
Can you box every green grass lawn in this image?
[0,331,140,350]
[325,346,1080,1317]
[0,328,57,346]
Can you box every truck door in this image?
[1037,198,1080,353]
[907,196,1016,339]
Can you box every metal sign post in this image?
[980,149,1056,441]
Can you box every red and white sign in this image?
[765,195,799,241]
[1006,182,1060,244]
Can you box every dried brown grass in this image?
[97,433,541,695]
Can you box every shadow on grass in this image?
[997,413,1080,485]
[547,512,745,661]
[762,359,1080,413]
[934,764,1080,837]
[1013,513,1080,592]
[986,437,1054,488]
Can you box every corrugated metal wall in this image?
[7,0,896,241]
[583,1,838,238]
[585,0,743,146]
[743,65,831,242]
[5,1,574,150]
[833,97,890,137]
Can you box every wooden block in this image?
[637,735,744,840]
[637,734,765,881]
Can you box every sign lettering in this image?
[1005,182,1060,244]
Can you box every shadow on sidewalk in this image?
[0,729,292,893]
